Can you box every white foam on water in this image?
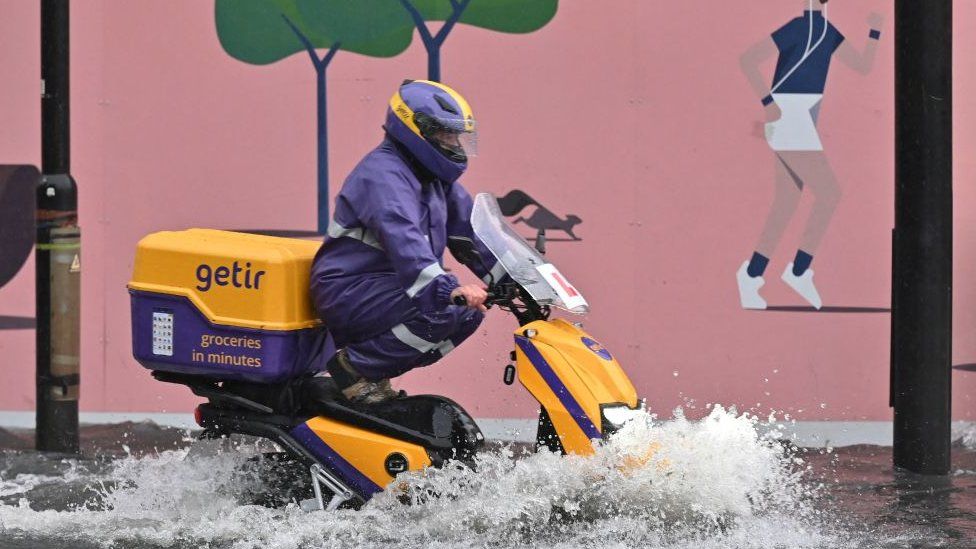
[1,473,59,499]
[952,422,976,450]
[0,406,863,549]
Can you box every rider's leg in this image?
[331,307,484,402]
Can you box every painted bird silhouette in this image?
[496,189,582,241]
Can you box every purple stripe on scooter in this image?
[290,422,382,499]
[515,336,602,440]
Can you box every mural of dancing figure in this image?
[736,0,883,310]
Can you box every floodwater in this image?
[0,408,973,549]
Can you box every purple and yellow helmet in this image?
[385,80,477,183]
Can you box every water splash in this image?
[953,422,976,450]
[0,406,856,548]
[366,405,834,547]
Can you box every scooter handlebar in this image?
[452,292,497,307]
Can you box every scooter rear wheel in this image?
[239,452,316,508]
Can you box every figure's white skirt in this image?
[765,93,824,151]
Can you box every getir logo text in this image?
[196,261,266,292]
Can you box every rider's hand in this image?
[451,284,488,312]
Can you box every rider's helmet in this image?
[384,80,477,183]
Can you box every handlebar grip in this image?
[453,291,497,307]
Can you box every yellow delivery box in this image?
[128,229,329,382]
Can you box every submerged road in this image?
[0,419,974,549]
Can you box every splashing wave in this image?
[0,406,856,548]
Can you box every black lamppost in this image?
[891,0,953,475]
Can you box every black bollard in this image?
[37,0,80,454]
[890,0,953,475]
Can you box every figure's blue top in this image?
[771,11,845,94]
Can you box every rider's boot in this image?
[326,349,401,404]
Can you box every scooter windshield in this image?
[471,193,589,314]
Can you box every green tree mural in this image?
[397,0,559,82]
[215,0,413,233]
[215,1,558,231]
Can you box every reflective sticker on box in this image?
[152,310,174,356]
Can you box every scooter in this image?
[129,193,643,511]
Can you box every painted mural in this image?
[215,0,557,234]
[0,166,37,331]
[736,0,884,311]
[0,166,35,291]
[0,0,973,426]
[497,189,583,242]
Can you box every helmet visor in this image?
[417,113,478,158]
[431,126,478,159]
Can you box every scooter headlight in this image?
[600,402,645,435]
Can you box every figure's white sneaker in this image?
[781,263,823,309]
[736,260,767,310]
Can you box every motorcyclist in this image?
[310,80,505,404]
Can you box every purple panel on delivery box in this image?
[130,290,331,382]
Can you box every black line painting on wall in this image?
[497,189,582,243]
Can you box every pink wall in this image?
[0,0,973,421]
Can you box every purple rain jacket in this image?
[310,138,500,343]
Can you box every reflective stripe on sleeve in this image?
[406,262,447,298]
[436,339,455,355]
[327,220,384,250]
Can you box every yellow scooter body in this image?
[290,416,433,500]
[513,318,639,455]
[292,317,639,502]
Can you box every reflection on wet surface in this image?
[0,419,973,549]
[801,444,976,547]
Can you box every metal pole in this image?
[37,0,80,454]
[891,0,953,475]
